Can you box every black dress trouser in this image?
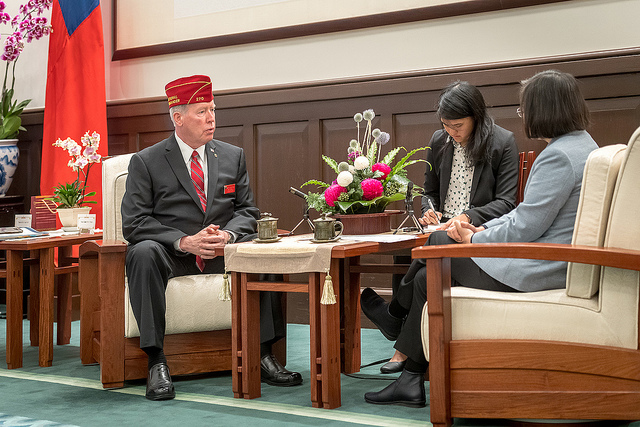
[393,231,518,369]
[125,233,284,350]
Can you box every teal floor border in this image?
[0,368,428,426]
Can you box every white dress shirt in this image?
[175,133,208,197]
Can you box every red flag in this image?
[41,0,108,229]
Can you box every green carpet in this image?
[0,317,429,426]
[0,315,639,427]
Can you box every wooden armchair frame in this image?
[79,240,232,388]
[414,242,640,427]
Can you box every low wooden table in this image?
[2,232,102,369]
[227,233,429,409]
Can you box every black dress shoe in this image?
[260,354,303,387]
[145,362,175,401]
[360,288,403,341]
[380,359,406,374]
[364,369,426,408]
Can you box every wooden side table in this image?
[231,260,342,409]
[229,234,429,409]
[2,232,102,369]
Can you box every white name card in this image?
[15,214,32,228]
[77,214,96,232]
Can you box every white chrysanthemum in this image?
[349,165,355,173]
[337,171,354,187]
[354,156,370,170]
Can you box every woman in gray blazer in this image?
[362,70,598,408]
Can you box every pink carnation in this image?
[372,162,391,180]
[324,184,347,207]
[361,178,383,200]
[347,150,362,162]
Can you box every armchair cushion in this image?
[103,153,134,242]
[422,276,637,359]
[124,274,231,338]
[606,131,640,252]
[566,144,626,298]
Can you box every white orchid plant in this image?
[48,131,102,208]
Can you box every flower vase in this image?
[57,206,91,231]
[0,139,19,197]
[331,209,403,235]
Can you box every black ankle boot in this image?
[360,288,403,340]
[364,369,426,408]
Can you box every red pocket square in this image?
[224,184,236,194]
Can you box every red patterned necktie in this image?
[191,151,207,211]
[190,150,206,271]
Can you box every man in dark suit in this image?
[122,75,301,401]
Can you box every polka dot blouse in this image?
[443,138,474,219]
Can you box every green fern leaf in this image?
[323,155,339,173]
[390,146,429,176]
[301,179,330,189]
[381,147,402,165]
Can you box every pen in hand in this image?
[427,199,440,225]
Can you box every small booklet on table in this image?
[0,227,49,241]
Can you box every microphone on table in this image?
[289,187,307,199]
[405,182,414,204]
[287,187,314,235]
[394,181,426,234]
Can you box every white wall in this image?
[13,0,640,110]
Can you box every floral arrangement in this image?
[0,0,53,139]
[302,109,427,214]
[49,131,102,208]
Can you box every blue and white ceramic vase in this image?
[0,139,19,197]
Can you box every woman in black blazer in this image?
[381,81,519,376]
[421,81,519,227]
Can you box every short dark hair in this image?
[520,70,590,139]
[437,81,494,163]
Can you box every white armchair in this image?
[79,153,233,388]
[416,127,640,426]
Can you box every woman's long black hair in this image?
[436,81,494,164]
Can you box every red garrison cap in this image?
[165,75,213,107]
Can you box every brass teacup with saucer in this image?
[311,214,343,243]
[254,212,282,243]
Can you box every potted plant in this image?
[48,131,102,229]
[0,0,53,196]
[301,109,428,233]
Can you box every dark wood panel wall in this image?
[11,50,640,233]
